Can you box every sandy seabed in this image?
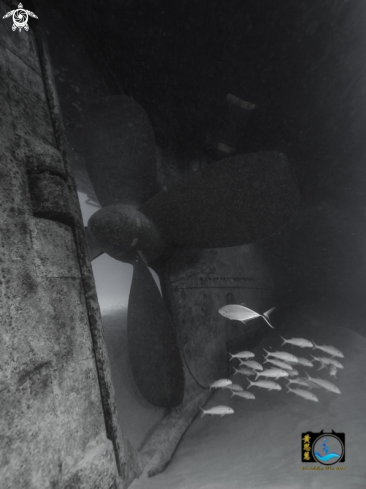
[127,316,366,489]
[101,307,366,488]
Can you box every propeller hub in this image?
[88,204,166,263]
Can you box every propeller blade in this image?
[139,151,299,248]
[85,226,104,261]
[127,251,184,407]
[83,95,157,207]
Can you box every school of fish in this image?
[200,304,345,417]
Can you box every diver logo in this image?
[2,3,38,31]
[302,430,345,465]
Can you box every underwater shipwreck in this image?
[1,1,366,488]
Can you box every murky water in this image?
[127,311,366,489]
[102,308,165,450]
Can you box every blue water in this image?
[314,452,341,461]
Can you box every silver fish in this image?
[224,383,243,392]
[305,378,322,389]
[246,378,282,391]
[312,343,344,358]
[239,360,263,371]
[327,358,343,369]
[306,373,341,394]
[263,358,294,370]
[286,386,319,402]
[255,368,288,380]
[288,357,314,367]
[228,350,255,361]
[310,355,328,371]
[286,369,299,377]
[329,365,337,378]
[218,305,275,328]
[296,357,314,367]
[286,377,311,388]
[231,390,255,400]
[233,367,256,377]
[209,379,232,390]
[263,349,298,363]
[311,355,344,370]
[280,337,313,348]
[312,355,343,369]
[200,405,234,417]
[283,358,298,364]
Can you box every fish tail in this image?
[231,392,235,398]
[261,314,274,329]
[228,352,234,361]
[255,372,260,381]
[233,367,238,375]
[246,377,253,389]
[263,348,270,359]
[263,307,276,318]
[305,372,311,380]
[200,407,206,418]
[286,386,292,393]
[280,336,287,346]
[312,342,318,350]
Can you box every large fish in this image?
[280,337,313,348]
[286,386,319,402]
[218,305,275,328]
[263,358,294,370]
[312,343,344,358]
[200,405,234,417]
[246,378,282,391]
[306,373,341,394]
[239,360,263,371]
[209,379,232,391]
[255,368,288,380]
[233,367,256,377]
[228,350,255,361]
[231,391,255,400]
[223,383,243,392]
[263,349,298,363]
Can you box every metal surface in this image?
[127,251,184,407]
[140,151,299,249]
[83,95,157,207]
